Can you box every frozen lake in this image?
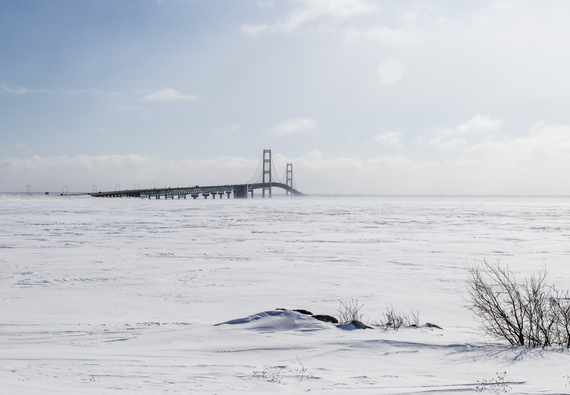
[1,195,570,393]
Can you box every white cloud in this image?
[91,127,110,134]
[493,0,518,10]
[343,25,412,44]
[289,0,379,21]
[373,130,403,146]
[203,125,241,137]
[257,0,275,7]
[465,122,570,159]
[421,115,501,151]
[0,84,120,96]
[452,115,501,136]
[140,89,200,102]
[243,0,381,35]
[269,117,318,138]
[240,23,270,36]
[112,106,149,112]
[0,83,45,94]
[62,88,121,96]
[301,149,322,161]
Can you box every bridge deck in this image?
[90,182,302,198]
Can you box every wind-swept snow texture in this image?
[1,195,570,394]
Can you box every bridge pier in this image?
[231,186,248,199]
[192,194,198,199]
[203,193,209,199]
[227,191,231,198]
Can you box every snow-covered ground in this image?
[1,194,570,394]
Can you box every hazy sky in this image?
[2,0,570,194]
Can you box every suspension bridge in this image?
[90,149,303,199]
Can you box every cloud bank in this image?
[4,121,570,195]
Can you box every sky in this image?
[2,0,570,195]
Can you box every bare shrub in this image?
[410,310,421,327]
[378,306,421,330]
[252,368,286,384]
[382,306,405,329]
[466,260,570,348]
[550,288,570,348]
[337,299,363,324]
[476,371,511,393]
[294,356,314,382]
[251,358,314,385]
[336,299,424,329]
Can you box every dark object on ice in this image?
[408,324,418,328]
[293,309,313,315]
[426,322,443,330]
[350,320,371,329]
[313,315,339,324]
[275,308,287,311]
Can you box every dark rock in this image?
[408,324,418,328]
[350,319,372,329]
[293,309,313,315]
[426,322,443,330]
[313,315,339,324]
[275,308,287,311]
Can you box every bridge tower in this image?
[262,149,272,198]
[286,163,293,197]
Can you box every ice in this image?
[1,194,570,393]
